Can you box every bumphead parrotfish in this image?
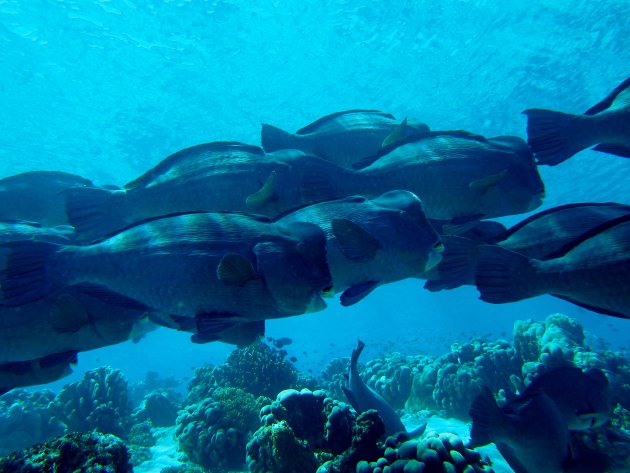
[261,109,430,168]
[0,211,333,340]
[63,142,353,241]
[0,171,94,227]
[276,190,443,306]
[475,213,630,318]
[524,74,630,165]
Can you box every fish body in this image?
[524,75,630,165]
[0,351,77,395]
[350,132,545,222]
[276,191,442,306]
[261,109,430,168]
[64,143,352,241]
[521,367,611,430]
[0,289,153,364]
[469,387,570,473]
[425,202,630,291]
[343,340,406,437]
[1,212,332,331]
[475,215,630,318]
[0,171,94,226]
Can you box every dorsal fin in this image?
[493,202,630,243]
[544,212,630,259]
[585,75,630,115]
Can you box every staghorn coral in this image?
[0,389,64,456]
[0,431,132,473]
[355,431,494,473]
[49,366,131,439]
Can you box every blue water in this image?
[1,0,629,458]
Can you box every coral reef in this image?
[361,352,419,410]
[320,357,351,402]
[408,339,520,418]
[133,390,180,427]
[0,389,64,456]
[129,370,183,406]
[247,388,386,473]
[49,366,132,439]
[0,432,132,473]
[355,432,494,473]
[175,387,262,471]
[512,314,630,410]
[208,341,299,399]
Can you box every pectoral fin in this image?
[382,117,408,147]
[469,169,508,192]
[332,219,381,261]
[340,281,379,306]
[246,171,277,210]
[217,253,256,286]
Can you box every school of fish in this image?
[0,75,629,471]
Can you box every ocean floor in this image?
[134,417,514,473]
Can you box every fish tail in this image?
[0,240,59,306]
[261,124,298,152]
[350,339,366,373]
[468,386,502,447]
[63,187,127,241]
[522,108,587,165]
[475,245,538,303]
[424,236,479,292]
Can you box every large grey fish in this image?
[0,212,332,339]
[63,142,352,241]
[276,191,443,306]
[261,109,430,168]
[349,132,545,222]
[475,214,630,318]
[524,75,630,165]
[0,171,94,226]
[0,351,78,395]
[0,289,155,365]
[343,340,426,438]
[519,367,611,431]
[469,387,571,473]
[425,202,630,291]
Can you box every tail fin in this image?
[0,240,59,306]
[261,124,298,152]
[424,236,478,292]
[475,245,538,303]
[522,109,586,166]
[469,386,502,447]
[350,339,366,374]
[64,187,128,241]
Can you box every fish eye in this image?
[433,242,445,253]
[321,286,334,297]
